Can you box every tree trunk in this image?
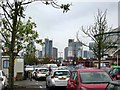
[8,54,14,90]
[98,57,101,69]
[8,2,18,90]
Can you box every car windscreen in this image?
[50,65,58,68]
[80,72,112,84]
[54,71,70,76]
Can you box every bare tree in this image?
[0,0,70,89]
[77,10,119,69]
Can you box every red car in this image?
[66,68,112,90]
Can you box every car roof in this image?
[54,69,69,71]
[38,68,48,69]
[111,66,120,69]
[109,80,120,86]
[76,68,106,72]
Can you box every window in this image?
[3,60,9,68]
[54,71,70,76]
[80,72,112,84]
[70,72,76,80]
[70,71,78,83]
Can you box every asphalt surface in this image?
[14,79,46,89]
[14,79,66,90]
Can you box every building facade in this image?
[53,47,58,60]
[42,38,53,58]
[64,47,68,60]
[67,39,83,60]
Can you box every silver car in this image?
[46,70,70,88]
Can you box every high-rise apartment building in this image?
[64,47,68,60]
[67,39,82,60]
[53,47,58,60]
[42,38,53,58]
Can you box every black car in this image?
[106,80,120,90]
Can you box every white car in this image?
[46,70,70,88]
[58,66,68,70]
[45,64,58,70]
[0,78,4,90]
[0,70,8,88]
[35,68,48,79]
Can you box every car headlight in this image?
[81,87,87,90]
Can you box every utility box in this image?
[2,56,24,80]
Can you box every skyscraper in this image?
[67,39,82,60]
[64,47,68,60]
[42,38,53,58]
[53,47,58,60]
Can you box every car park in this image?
[0,70,8,88]
[109,66,120,80]
[46,69,70,88]
[106,80,120,90]
[66,69,112,90]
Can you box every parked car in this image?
[0,77,4,90]
[0,70,8,88]
[45,64,58,70]
[66,69,112,90]
[58,66,68,70]
[46,70,70,88]
[25,65,34,71]
[35,68,48,80]
[109,66,120,80]
[32,69,38,79]
[106,80,120,90]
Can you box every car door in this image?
[67,71,79,90]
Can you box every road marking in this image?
[39,86,42,88]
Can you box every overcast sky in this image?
[25,0,118,57]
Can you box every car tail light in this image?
[117,75,120,79]
[51,76,58,78]
[54,76,58,78]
